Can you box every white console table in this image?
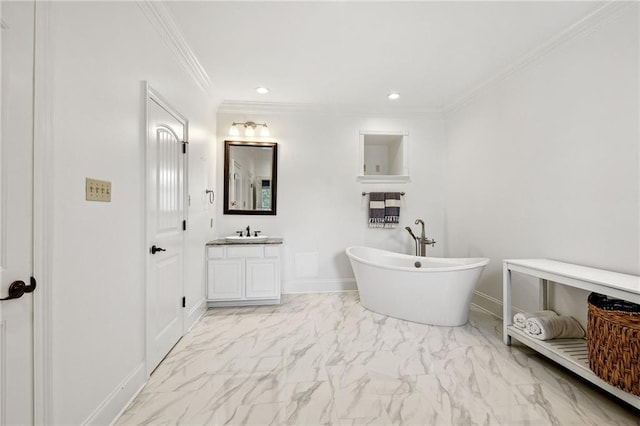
[503,259,640,409]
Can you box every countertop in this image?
[207,237,284,246]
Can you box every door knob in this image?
[150,245,166,255]
[0,277,37,301]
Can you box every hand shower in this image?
[405,226,418,256]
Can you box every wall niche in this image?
[358,131,409,183]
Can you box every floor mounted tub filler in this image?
[346,246,489,326]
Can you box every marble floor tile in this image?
[117,293,640,425]
[285,381,336,425]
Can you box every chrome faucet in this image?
[416,219,426,239]
[405,219,436,256]
[246,225,251,237]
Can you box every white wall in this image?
[444,6,639,324]
[49,2,216,424]
[216,109,446,292]
[38,2,639,422]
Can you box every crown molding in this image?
[138,0,631,116]
[218,101,321,115]
[217,100,442,117]
[137,0,214,97]
[442,1,633,114]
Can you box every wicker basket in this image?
[587,292,640,396]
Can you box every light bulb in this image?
[256,87,269,94]
[388,92,400,100]
[229,124,240,136]
[244,125,255,137]
[260,124,270,137]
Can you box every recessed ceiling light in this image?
[256,87,269,94]
[388,92,400,100]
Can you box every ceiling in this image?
[166,1,604,112]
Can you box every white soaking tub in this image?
[346,246,489,326]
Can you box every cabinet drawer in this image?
[227,245,263,259]
[207,246,224,259]
[264,245,280,258]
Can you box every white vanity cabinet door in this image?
[207,259,243,300]
[245,258,280,299]
[206,243,282,306]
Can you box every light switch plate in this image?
[86,178,111,202]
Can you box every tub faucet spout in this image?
[415,219,425,239]
[413,219,436,257]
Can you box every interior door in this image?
[0,2,36,424]
[146,89,187,373]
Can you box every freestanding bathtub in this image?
[346,246,489,326]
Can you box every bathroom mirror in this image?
[223,140,277,215]
[358,131,409,183]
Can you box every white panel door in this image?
[146,89,187,373]
[245,259,279,299]
[208,260,243,300]
[0,2,35,424]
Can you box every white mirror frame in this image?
[357,130,409,183]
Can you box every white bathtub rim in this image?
[346,246,489,273]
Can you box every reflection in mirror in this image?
[223,140,277,215]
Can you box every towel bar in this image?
[362,192,405,196]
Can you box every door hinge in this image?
[182,141,188,154]
[182,297,186,308]
[182,220,187,231]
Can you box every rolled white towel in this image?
[525,316,585,341]
[513,310,557,329]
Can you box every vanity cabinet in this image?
[206,242,282,306]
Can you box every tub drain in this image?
[414,261,422,268]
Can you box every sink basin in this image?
[225,235,269,243]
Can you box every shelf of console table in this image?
[503,259,640,409]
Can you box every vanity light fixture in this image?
[388,92,400,100]
[228,121,270,137]
[229,123,240,136]
[255,86,269,94]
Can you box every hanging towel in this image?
[368,192,386,228]
[384,192,401,229]
[525,316,585,340]
[513,310,557,329]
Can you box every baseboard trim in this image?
[84,362,146,426]
[283,278,357,294]
[207,298,281,307]
[470,301,502,320]
[185,297,206,332]
[471,290,526,320]
[471,290,503,318]
[108,380,146,426]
